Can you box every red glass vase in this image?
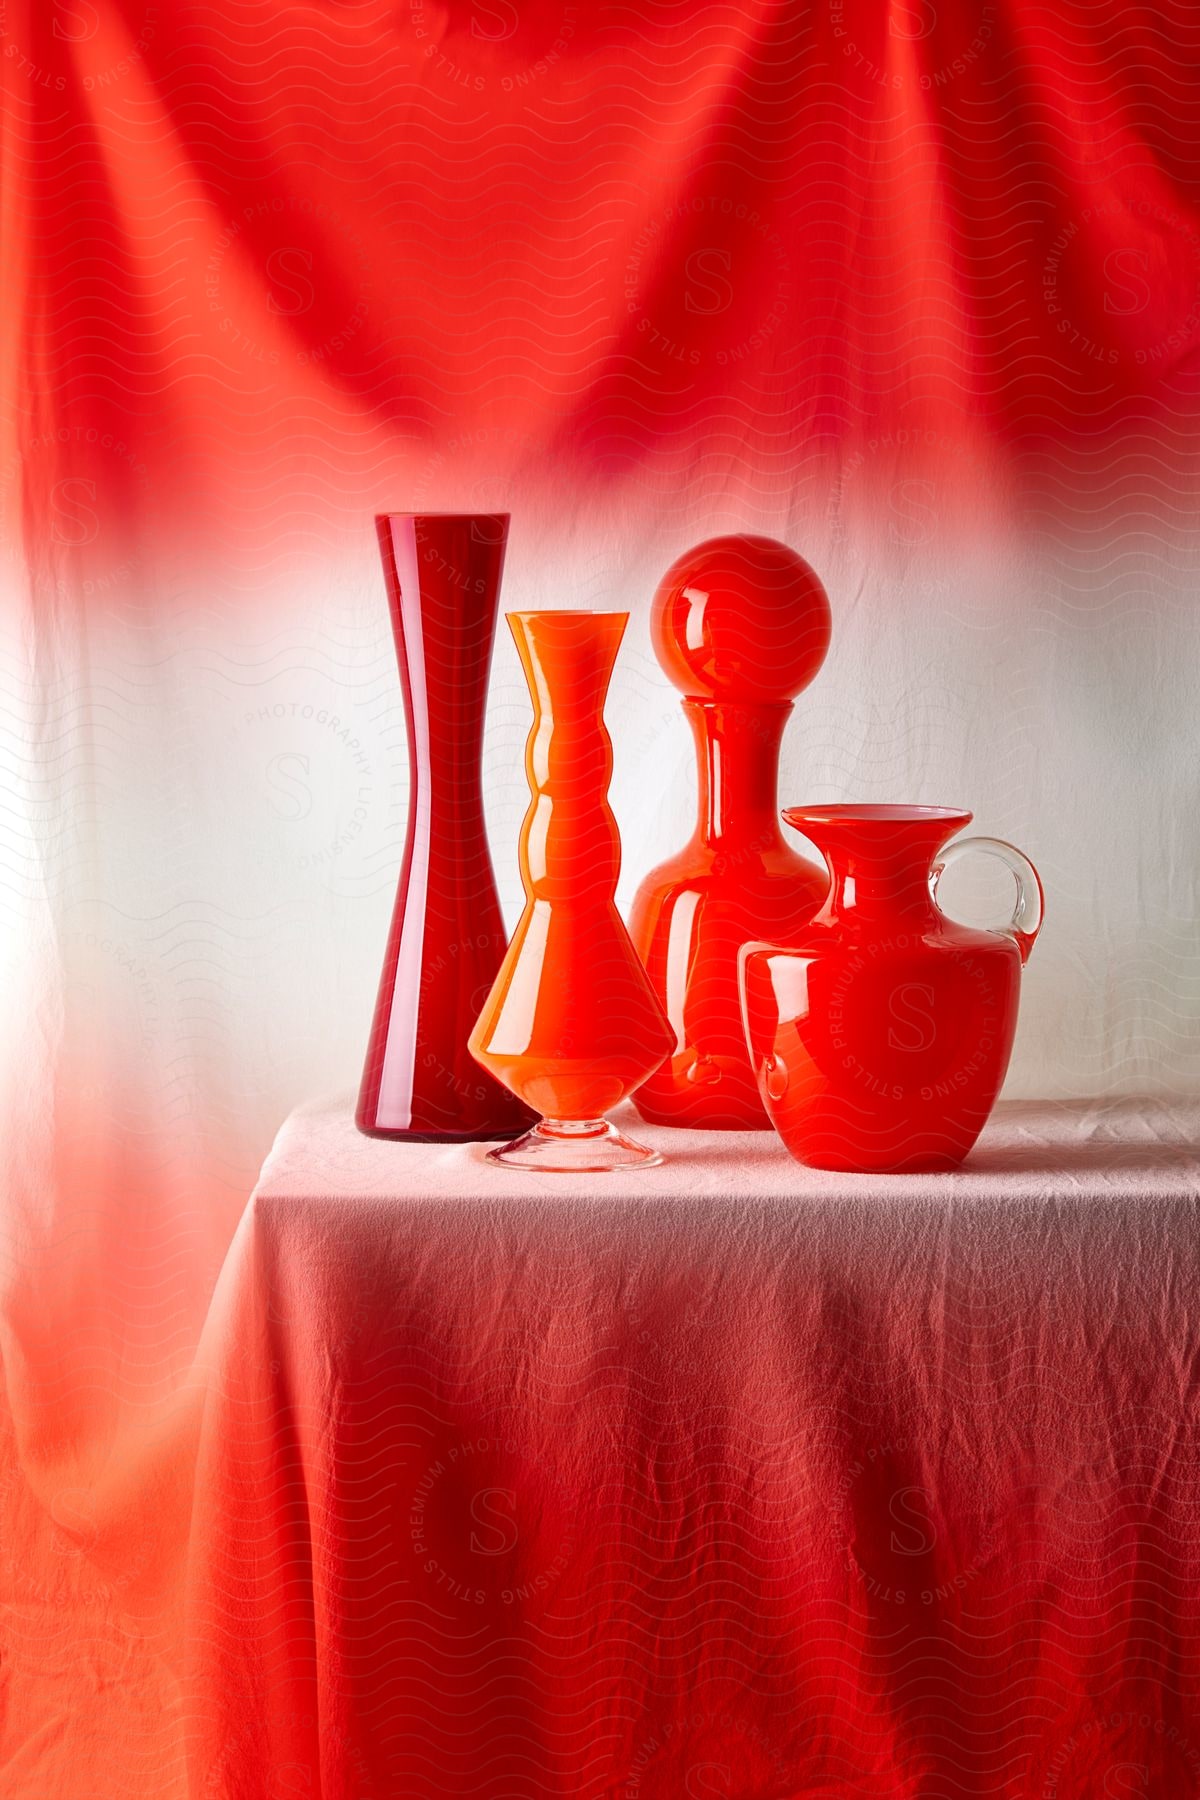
[356,513,536,1142]
[628,534,833,1128]
[469,611,674,1173]
[738,805,1044,1173]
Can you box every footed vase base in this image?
[486,1118,663,1174]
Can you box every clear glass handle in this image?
[929,836,1044,965]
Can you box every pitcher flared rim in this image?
[782,803,973,827]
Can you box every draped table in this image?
[187,1097,1200,1799]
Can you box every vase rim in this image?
[782,803,973,827]
[506,608,630,622]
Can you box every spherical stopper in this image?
[650,533,831,702]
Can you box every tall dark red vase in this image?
[357,513,536,1141]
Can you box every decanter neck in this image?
[684,699,791,851]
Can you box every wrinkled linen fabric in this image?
[181,1097,1200,1797]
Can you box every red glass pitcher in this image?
[739,805,1043,1173]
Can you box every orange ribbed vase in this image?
[469,611,673,1172]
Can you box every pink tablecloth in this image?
[187,1097,1200,1798]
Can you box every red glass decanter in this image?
[628,533,833,1129]
[357,513,537,1142]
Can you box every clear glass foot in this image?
[485,1117,664,1173]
